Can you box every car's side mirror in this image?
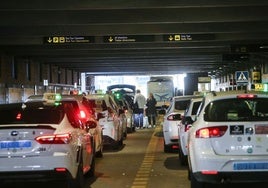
[97,112,105,120]
[161,105,169,109]
[107,107,113,114]
[119,109,125,115]
[85,120,97,131]
[158,109,166,115]
[123,106,127,111]
[183,116,194,125]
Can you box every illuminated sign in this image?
[104,35,154,43]
[163,34,214,41]
[235,71,249,84]
[252,71,261,82]
[198,77,211,83]
[44,36,94,44]
[254,83,264,91]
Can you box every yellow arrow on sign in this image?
[108,36,113,42]
[47,37,52,43]
[168,35,173,41]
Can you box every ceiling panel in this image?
[0,0,268,77]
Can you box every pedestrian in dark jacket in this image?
[146,93,157,128]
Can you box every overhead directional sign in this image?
[104,35,154,43]
[44,36,94,44]
[163,34,215,42]
[235,71,249,84]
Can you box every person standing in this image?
[134,89,146,129]
[146,93,157,128]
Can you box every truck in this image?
[147,76,174,109]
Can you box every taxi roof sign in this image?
[43,93,62,102]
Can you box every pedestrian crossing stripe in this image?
[235,71,249,83]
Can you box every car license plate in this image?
[233,162,268,170]
[0,140,32,149]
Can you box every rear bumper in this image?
[164,134,179,145]
[0,169,72,183]
[194,171,268,184]
[0,154,77,180]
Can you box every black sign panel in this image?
[230,44,268,53]
[230,125,244,135]
[163,34,215,42]
[44,36,94,44]
[104,35,155,43]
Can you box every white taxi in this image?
[178,96,202,165]
[63,94,104,158]
[0,94,96,187]
[86,93,125,149]
[28,93,104,158]
[162,95,201,152]
[107,84,136,133]
[188,90,268,188]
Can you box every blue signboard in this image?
[235,71,249,84]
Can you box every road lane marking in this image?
[131,127,159,188]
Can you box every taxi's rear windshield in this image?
[0,101,77,125]
[174,100,191,111]
[204,98,268,121]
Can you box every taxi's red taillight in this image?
[16,112,22,120]
[35,133,71,144]
[195,126,228,138]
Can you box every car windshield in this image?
[204,98,268,121]
[0,102,67,125]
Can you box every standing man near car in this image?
[134,89,146,129]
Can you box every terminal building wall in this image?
[0,54,80,103]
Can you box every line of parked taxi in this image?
[161,90,268,188]
[0,89,136,188]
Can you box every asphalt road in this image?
[88,126,189,188]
